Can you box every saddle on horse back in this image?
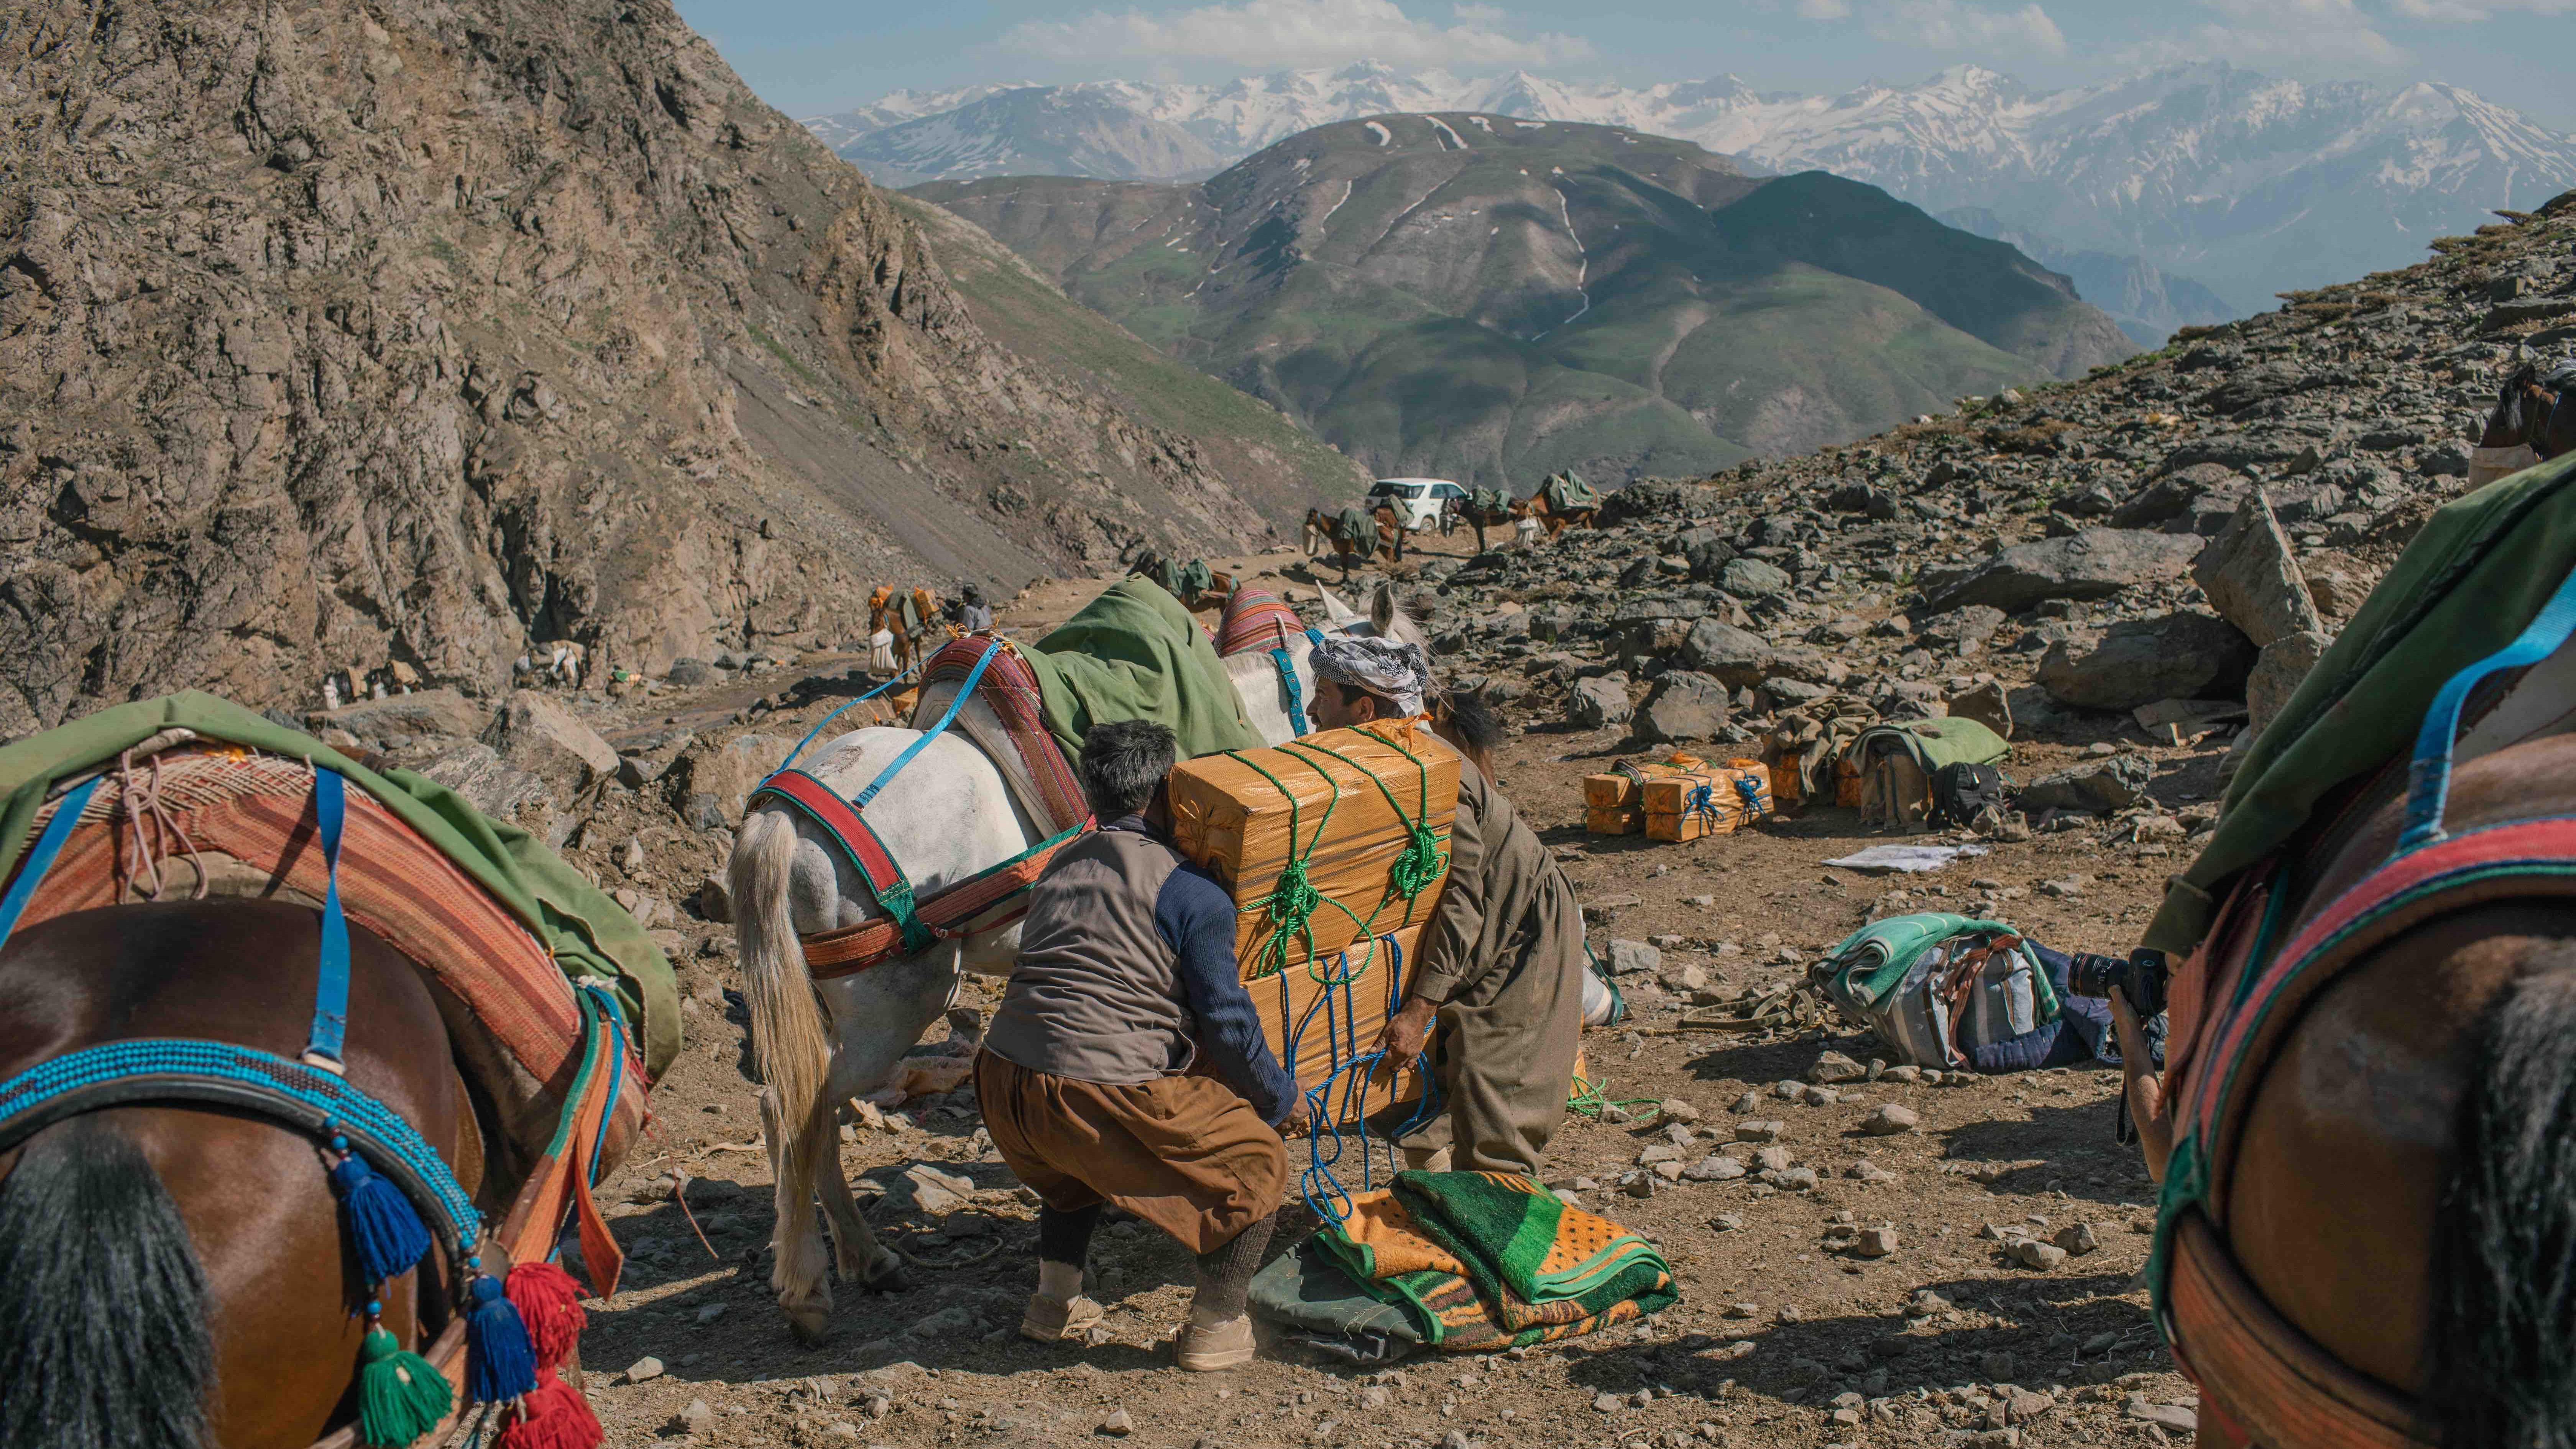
[754,580,1268,980]
[1333,505,1378,552]
[2144,449,2576,1447]
[0,692,673,1449]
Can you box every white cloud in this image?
[997,0,1591,69]
[1852,0,2067,56]
[2115,0,2405,70]
[1796,0,1853,18]
[2388,0,2573,17]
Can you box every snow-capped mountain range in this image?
[805,61,2576,325]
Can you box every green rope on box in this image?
[1221,748,1342,982]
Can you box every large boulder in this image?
[1635,672,1730,744]
[2193,491,2322,648]
[307,687,488,741]
[410,741,554,824]
[2246,630,2334,738]
[2038,612,2257,712]
[1572,675,1634,730]
[2019,755,2152,814]
[675,731,798,826]
[1680,618,1776,689]
[1917,529,2201,616]
[2111,463,2248,535]
[1602,479,1692,524]
[1717,557,1793,600]
[482,690,619,799]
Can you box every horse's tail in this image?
[2429,959,2576,1447]
[0,1117,214,1449]
[734,807,835,1188]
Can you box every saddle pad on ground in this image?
[10,746,652,1167]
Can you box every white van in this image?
[1365,478,1469,533]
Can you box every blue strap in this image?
[304,770,353,1070]
[0,775,104,954]
[1307,627,1327,648]
[852,638,1002,809]
[776,670,912,774]
[2399,559,2576,851]
[1271,647,1309,736]
[580,984,626,1188]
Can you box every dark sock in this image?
[1191,1209,1278,1321]
[1037,1203,1101,1267]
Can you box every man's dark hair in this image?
[1080,720,1176,819]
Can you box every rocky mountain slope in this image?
[0,0,1319,736]
[1375,191,2576,793]
[916,116,2133,486]
[806,60,2576,339]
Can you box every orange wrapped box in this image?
[1247,924,1436,1125]
[1643,761,1775,842]
[1583,757,1704,836]
[1167,720,1461,980]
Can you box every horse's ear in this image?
[1318,585,1360,626]
[1369,583,1398,636]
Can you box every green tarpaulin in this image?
[0,692,679,1077]
[1542,471,1600,512]
[1850,716,2010,774]
[1027,578,1268,763]
[2146,449,2576,956]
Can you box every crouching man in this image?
[1306,636,1587,1177]
[974,720,1308,1369]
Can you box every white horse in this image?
[732,582,1430,1341]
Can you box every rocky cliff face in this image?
[0,0,1276,735]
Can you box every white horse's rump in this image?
[732,727,1037,1342]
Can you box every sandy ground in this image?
[564,540,2208,1449]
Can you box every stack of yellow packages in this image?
[1582,757,1702,835]
[1167,720,1460,1124]
[1642,759,1775,842]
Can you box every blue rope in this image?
[0,774,102,949]
[850,638,1003,809]
[2401,557,2576,850]
[775,669,915,775]
[303,769,352,1068]
[0,1037,481,1250]
[1287,933,1442,1224]
[581,984,626,1189]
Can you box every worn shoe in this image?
[1020,1292,1106,1344]
[1175,1313,1258,1371]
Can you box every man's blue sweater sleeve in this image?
[1157,864,1299,1124]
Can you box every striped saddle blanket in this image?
[1214,584,1307,659]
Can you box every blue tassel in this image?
[464,1271,537,1404]
[330,1151,431,1286]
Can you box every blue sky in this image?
[677,0,2576,128]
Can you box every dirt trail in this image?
[569,556,2202,1449]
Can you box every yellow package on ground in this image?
[1248,924,1437,1125]
[1642,762,1774,842]
[1581,757,1704,836]
[1584,804,1641,836]
[1168,721,1461,979]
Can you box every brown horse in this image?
[868,586,941,678]
[2472,362,2576,485]
[2121,728,2576,1447]
[1303,506,1401,577]
[0,900,483,1448]
[1522,488,1595,537]
[1450,495,1528,552]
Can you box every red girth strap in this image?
[750,768,933,957]
[798,822,1089,979]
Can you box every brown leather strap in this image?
[2166,1212,2436,1449]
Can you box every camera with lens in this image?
[2067,948,2170,1018]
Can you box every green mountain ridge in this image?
[914,113,2135,490]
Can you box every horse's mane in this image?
[2493,363,2543,438]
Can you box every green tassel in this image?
[358,1325,453,1447]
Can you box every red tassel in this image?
[504,1262,588,1369]
[494,1370,602,1449]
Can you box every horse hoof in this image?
[862,1252,911,1294]
[779,1294,833,1345]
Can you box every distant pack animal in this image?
[1525,470,1600,536]
[2472,360,2576,485]
[1451,488,1528,552]
[1304,504,1401,575]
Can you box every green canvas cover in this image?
[0,692,679,1078]
[1850,716,2010,774]
[1334,505,1376,548]
[1027,578,1269,763]
[2145,449,2576,956]
[1469,487,1508,515]
[1542,471,1600,512]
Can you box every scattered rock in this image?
[1917,529,2201,615]
[2039,611,2257,711]
[2194,489,2323,647]
[1684,1155,1747,1181]
[678,1399,716,1436]
[1572,675,1635,730]
[2247,628,2333,738]
[627,1357,666,1384]
[2017,755,2152,813]
[1854,1225,1899,1258]
[1861,1104,1919,1135]
[2052,1222,2102,1256]
[483,690,620,797]
[2010,1240,2068,1270]
[1607,939,1663,976]
[1635,671,1730,743]
[1100,1408,1135,1436]
[1807,1050,1866,1084]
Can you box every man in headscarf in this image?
[959,582,994,633]
[1306,637,1585,1176]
